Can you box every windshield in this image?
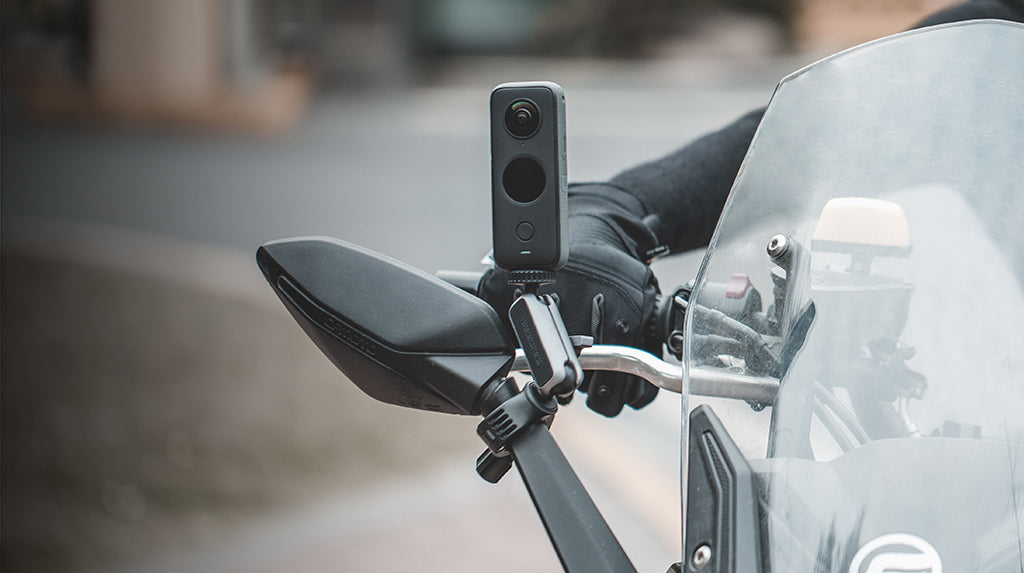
[685,21,1024,571]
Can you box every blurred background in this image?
[1,1,954,571]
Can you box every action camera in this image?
[491,82,567,271]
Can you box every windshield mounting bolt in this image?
[767,234,789,260]
[692,544,712,570]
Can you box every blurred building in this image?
[1,0,314,133]
[1,0,958,132]
[795,0,959,51]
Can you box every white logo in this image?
[848,533,942,573]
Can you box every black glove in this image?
[480,183,664,417]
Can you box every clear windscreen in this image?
[685,21,1024,571]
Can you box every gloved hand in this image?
[479,183,664,417]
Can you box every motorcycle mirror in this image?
[256,237,515,415]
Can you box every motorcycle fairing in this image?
[684,405,764,573]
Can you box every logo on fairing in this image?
[849,533,942,573]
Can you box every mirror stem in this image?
[474,383,636,572]
[511,422,637,573]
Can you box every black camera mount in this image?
[471,272,634,573]
[473,350,634,573]
[475,277,590,483]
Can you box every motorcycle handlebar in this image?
[511,345,778,404]
[435,270,777,404]
[435,269,486,295]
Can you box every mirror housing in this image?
[257,237,515,415]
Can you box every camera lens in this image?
[505,99,541,138]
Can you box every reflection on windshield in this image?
[685,21,1024,572]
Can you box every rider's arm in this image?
[602,108,764,255]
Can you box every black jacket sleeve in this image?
[607,108,764,254]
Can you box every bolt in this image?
[595,385,610,398]
[692,544,712,570]
[767,234,789,259]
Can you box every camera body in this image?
[491,81,567,271]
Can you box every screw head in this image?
[767,234,789,259]
[692,544,712,570]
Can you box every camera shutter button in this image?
[516,222,535,241]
